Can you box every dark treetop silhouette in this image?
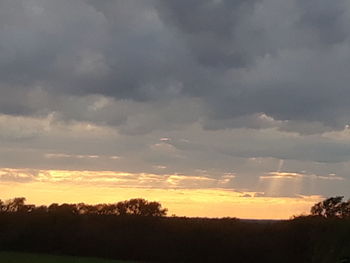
[0,197,167,216]
[310,196,350,219]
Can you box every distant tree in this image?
[116,201,128,216]
[310,196,350,218]
[76,203,97,214]
[32,205,48,214]
[4,197,27,212]
[117,198,167,217]
[0,197,167,217]
[48,203,59,213]
[96,203,118,215]
[0,199,4,212]
[142,200,168,216]
[48,203,78,215]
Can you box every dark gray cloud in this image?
[1,0,350,131]
[155,0,257,68]
[155,0,350,130]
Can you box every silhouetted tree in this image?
[4,197,27,212]
[35,198,167,217]
[116,201,127,216]
[96,203,118,215]
[141,200,168,216]
[0,199,4,212]
[48,203,78,215]
[117,198,167,216]
[310,196,350,218]
[76,203,98,214]
[32,205,48,214]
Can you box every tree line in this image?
[2,195,349,219]
[0,197,167,217]
[0,196,350,262]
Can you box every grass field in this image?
[0,252,138,263]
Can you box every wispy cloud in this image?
[0,168,235,189]
[260,172,344,181]
[45,153,100,159]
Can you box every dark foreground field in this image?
[1,214,350,263]
[0,252,137,263]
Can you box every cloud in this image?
[155,0,350,131]
[260,171,344,180]
[0,0,349,133]
[0,113,350,199]
[1,0,350,201]
[0,168,235,189]
[0,168,38,183]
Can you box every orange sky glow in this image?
[0,168,322,219]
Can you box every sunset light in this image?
[1,0,350,261]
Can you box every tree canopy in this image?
[0,197,167,217]
[310,196,350,218]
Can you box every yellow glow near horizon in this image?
[0,185,321,219]
[0,168,323,219]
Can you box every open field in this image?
[0,252,137,263]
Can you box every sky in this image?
[1,0,350,219]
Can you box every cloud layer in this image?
[1,0,350,200]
